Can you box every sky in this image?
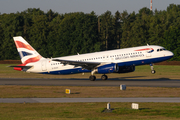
[0,0,180,15]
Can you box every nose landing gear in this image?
[150,64,156,74]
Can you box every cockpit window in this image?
[157,48,166,52]
[163,48,166,50]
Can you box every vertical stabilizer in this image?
[13,36,44,64]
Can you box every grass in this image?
[1,86,180,98]
[1,64,180,119]
[1,64,180,79]
[0,103,180,120]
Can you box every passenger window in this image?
[157,49,159,52]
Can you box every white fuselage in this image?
[25,45,173,74]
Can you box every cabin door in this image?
[41,61,47,71]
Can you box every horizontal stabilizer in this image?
[8,65,33,69]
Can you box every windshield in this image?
[157,48,166,52]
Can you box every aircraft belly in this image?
[41,67,90,75]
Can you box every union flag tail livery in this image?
[13,36,44,65]
[10,36,44,71]
[10,36,174,81]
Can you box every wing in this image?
[52,59,103,70]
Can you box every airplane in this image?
[10,36,174,81]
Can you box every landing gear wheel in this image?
[150,64,156,74]
[101,75,108,80]
[151,70,156,74]
[89,75,96,81]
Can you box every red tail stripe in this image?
[23,55,42,64]
[13,64,26,71]
[15,41,34,51]
[14,67,22,71]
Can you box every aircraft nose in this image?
[168,51,174,57]
[170,51,174,56]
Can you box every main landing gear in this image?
[89,70,96,81]
[150,64,156,74]
[89,70,108,81]
[89,75,96,81]
[101,74,108,80]
[89,74,108,81]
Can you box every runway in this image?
[1,98,180,103]
[1,78,180,103]
[0,78,180,87]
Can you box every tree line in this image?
[0,4,180,60]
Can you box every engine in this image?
[97,63,135,74]
[116,66,135,73]
[97,63,118,74]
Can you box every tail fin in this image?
[13,36,43,64]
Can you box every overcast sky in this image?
[0,0,180,15]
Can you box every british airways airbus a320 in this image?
[10,36,174,81]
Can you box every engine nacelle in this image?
[97,63,118,74]
[117,66,135,73]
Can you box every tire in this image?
[151,70,156,74]
[101,75,108,80]
[89,75,96,81]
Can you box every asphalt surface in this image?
[1,98,180,103]
[0,78,180,87]
[1,78,180,103]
